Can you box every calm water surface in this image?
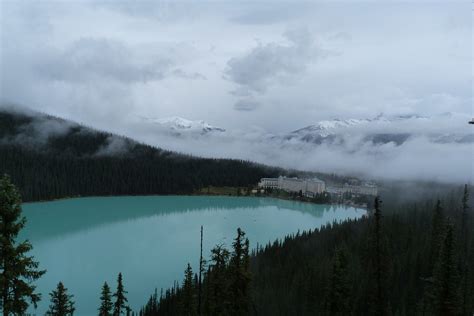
[21,196,365,315]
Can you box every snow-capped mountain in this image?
[139,113,472,146]
[291,118,372,137]
[284,118,371,144]
[140,116,225,135]
[283,114,441,145]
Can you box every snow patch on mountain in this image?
[284,114,454,145]
[140,116,225,135]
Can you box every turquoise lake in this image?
[21,196,365,315]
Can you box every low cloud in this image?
[126,113,474,184]
[95,135,131,156]
[0,106,76,147]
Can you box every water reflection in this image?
[21,196,350,242]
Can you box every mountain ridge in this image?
[138,112,472,146]
[0,107,280,201]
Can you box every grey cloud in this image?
[171,69,207,80]
[229,3,312,25]
[36,38,172,84]
[0,108,76,147]
[225,28,323,95]
[233,99,261,111]
[95,135,131,156]
[328,32,352,42]
[127,113,474,184]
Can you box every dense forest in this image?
[139,185,474,316]
[0,108,279,202]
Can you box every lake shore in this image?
[22,186,370,211]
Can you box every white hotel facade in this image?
[258,176,326,197]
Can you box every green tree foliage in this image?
[46,282,75,316]
[99,282,113,316]
[228,228,251,315]
[140,230,252,316]
[366,196,390,315]
[325,247,351,315]
[431,222,460,316]
[180,264,197,316]
[461,184,469,239]
[0,174,45,316]
[459,184,471,316]
[430,200,445,267]
[113,273,128,316]
[207,245,230,315]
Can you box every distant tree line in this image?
[0,110,279,202]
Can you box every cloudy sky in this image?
[1,0,472,133]
[1,1,473,182]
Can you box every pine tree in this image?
[229,228,251,315]
[431,221,460,316]
[0,174,46,316]
[461,185,469,242]
[459,184,470,316]
[430,200,445,269]
[99,282,113,316]
[46,282,75,316]
[366,196,390,316]
[325,247,352,315]
[197,226,205,316]
[208,244,230,315]
[181,263,197,315]
[113,273,128,316]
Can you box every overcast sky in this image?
[1,0,472,133]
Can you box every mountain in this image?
[284,115,419,145]
[290,118,372,138]
[138,113,472,147]
[0,107,278,201]
[282,114,471,146]
[140,116,225,136]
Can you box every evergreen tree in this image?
[460,184,470,316]
[0,174,45,316]
[99,282,113,316]
[366,196,390,316]
[46,282,75,316]
[113,273,128,316]
[461,184,469,241]
[325,247,351,315]
[228,228,251,315]
[208,245,230,315]
[181,264,196,316]
[430,200,445,268]
[431,222,460,316]
[198,226,204,316]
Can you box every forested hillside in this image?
[139,185,474,316]
[0,108,279,201]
